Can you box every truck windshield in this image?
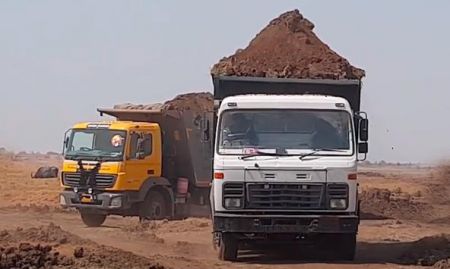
[218,110,353,155]
[65,129,126,161]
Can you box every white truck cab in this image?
[210,77,368,261]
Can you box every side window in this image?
[129,132,152,159]
[141,133,152,157]
[129,133,139,159]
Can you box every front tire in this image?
[139,190,168,221]
[80,212,107,227]
[319,233,357,261]
[218,233,238,261]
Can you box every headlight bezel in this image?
[329,198,347,209]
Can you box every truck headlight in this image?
[329,199,347,209]
[110,197,122,208]
[224,198,242,209]
[59,195,67,206]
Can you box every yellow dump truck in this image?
[59,109,213,227]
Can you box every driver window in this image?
[129,133,152,159]
[71,132,94,150]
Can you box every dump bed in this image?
[97,108,213,188]
[213,76,362,112]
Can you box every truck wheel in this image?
[218,233,238,261]
[336,233,357,261]
[80,212,107,227]
[140,190,168,220]
[319,233,356,261]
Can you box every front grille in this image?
[63,173,116,189]
[247,183,325,209]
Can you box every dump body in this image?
[213,76,362,112]
[97,108,213,188]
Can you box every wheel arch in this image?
[139,177,175,217]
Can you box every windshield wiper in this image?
[240,150,293,160]
[299,148,345,160]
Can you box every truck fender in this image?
[138,177,175,217]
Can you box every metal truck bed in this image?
[97,108,213,188]
[212,76,362,112]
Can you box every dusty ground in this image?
[0,155,449,268]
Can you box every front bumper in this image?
[213,213,359,234]
[60,191,131,211]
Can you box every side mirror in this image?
[358,142,368,154]
[200,118,210,142]
[359,119,369,142]
[62,129,72,155]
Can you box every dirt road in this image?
[0,209,449,269]
[0,155,449,268]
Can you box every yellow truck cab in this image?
[60,109,213,227]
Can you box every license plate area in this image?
[80,194,95,203]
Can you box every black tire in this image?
[139,190,168,221]
[218,233,238,261]
[336,233,357,261]
[319,233,356,261]
[80,212,106,227]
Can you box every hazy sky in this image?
[1,1,450,163]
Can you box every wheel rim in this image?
[152,203,162,218]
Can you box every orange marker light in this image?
[347,173,357,180]
[214,172,224,180]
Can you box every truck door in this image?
[124,129,161,190]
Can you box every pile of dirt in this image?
[155,218,210,233]
[0,243,72,269]
[162,92,213,112]
[0,224,169,269]
[360,187,432,221]
[0,243,167,269]
[0,223,86,245]
[114,92,213,114]
[400,234,450,267]
[211,9,365,79]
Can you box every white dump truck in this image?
[210,76,369,261]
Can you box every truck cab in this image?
[210,76,369,261]
[60,109,213,227]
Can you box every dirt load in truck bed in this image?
[211,9,365,80]
[114,92,213,113]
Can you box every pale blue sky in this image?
[1,1,449,163]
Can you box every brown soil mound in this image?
[401,234,450,267]
[0,223,86,245]
[0,243,166,269]
[211,9,365,79]
[0,224,168,269]
[0,243,72,269]
[360,188,432,221]
[114,92,213,114]
[162,92,213,112]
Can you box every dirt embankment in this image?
[0,223,168,269]
[359,165,450,223]
[211,9,364,80]
[360,187,431,221]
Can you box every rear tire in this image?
[218,233,238,261]
[139,190,168,221]
[80,212,106,227]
